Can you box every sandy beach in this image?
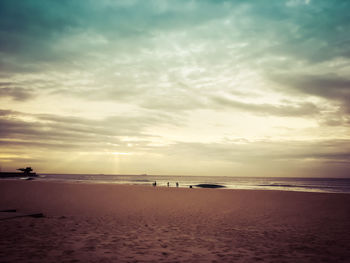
[0,180,350,262]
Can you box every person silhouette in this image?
[176,182,179,187]
[153,181,157,187]
[167,182,170,187]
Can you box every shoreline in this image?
[1,177,349,194]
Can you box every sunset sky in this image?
[0,0,349,177]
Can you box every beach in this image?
[0,180,350,262]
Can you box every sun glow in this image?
[112,152,131,155]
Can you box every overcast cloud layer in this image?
[0,0,349,177]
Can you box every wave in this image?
[258,184,295,187]
[131,179,151,182]
[257,184,342,190]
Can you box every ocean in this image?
[32,174,350,194]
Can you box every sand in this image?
[0,180,350,263]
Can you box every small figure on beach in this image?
[167,182,170,187]
[176,182,179,188]
[189,185,192,188]
[152,181,157,187]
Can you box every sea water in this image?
[35,174,350,194]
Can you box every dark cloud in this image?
[0,87,34,101]
[318,116,350,127]
[271,74,350,113]
[0,109,17,116]
[157,139,350,176]
[239,1,350,63]
[211,96,319,117]
[0,109,174,151]
[162,139,347,163]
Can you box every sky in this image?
[0,0,349,177]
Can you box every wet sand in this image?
[0,180,350,262]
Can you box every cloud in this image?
[0,0,232,70]
[0,1,349,176]
[1,0,348,71]
[211,96,319,117]
[1,0,349,108]
[0,109,18,116]
[270,74,350,112]
[169,139,350,162]
[160,139,350,175]
[1,107,349,177]
[0,108,173,151]
[0,87,34,101]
